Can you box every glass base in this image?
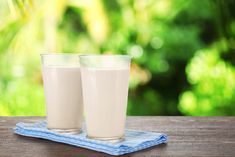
[48,128,81,134]
[87,135,125,142]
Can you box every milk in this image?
[81,68,130,139]
[42,66,83,132]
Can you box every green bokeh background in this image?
[0,0,235,116]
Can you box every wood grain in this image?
[0,116,235,157]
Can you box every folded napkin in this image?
[14,121,167,156]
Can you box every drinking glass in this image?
[80,55,131,141]
[41,53,83,134]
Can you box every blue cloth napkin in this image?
[14,121,167,156]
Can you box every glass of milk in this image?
[41,54,83,134]
[79,55,131,141]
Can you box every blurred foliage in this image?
[0,0,235,116]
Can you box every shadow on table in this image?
[122,143,168,157]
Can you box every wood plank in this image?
[0,116,235,157]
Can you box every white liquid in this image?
[42,66,83,131]
[81,68,130,138]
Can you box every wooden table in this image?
[0,116,235,157]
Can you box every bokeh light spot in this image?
[128,45,143,58]
[150,37,164,49]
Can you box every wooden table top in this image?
[0,116,235,157]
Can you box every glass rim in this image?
[79,54,131,59]
[40,53,81,56]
